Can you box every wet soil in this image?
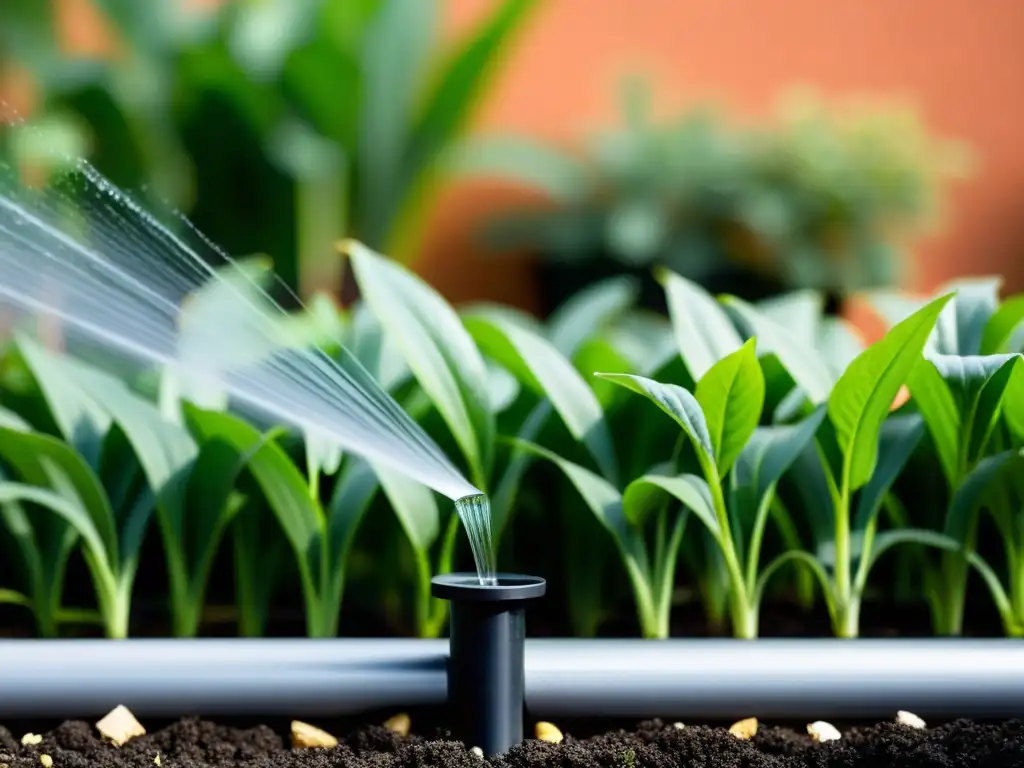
[1,716,1021,768]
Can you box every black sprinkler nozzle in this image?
[431,572,546,757]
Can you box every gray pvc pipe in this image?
[0,638,1022,720]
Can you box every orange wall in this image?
[419,0,1024,313]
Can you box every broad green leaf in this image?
[507,438,628,542]
[816,318,866,378]
[940,277,1002,355]
[981,296,1024,354]
[185,409,321,560]
[657,267,743,380]
[356,0,437,246]
[465,311,617,481]
[753,290,824,346]
[606,312,678,376]
[595,373,713,465]
[0,483,112,575]
[484,360,521,413]
[694,339,765,476]
[945,449,1024,542]
[623,473,716,536]
[402,0,538,199]
[572,337,636,408]
[372,463,440,552]
[327,456,381,562]
[0,428,118,559]
[864,529,967,576]
[344,300,412,392]
[64,359,198,516]
[931,354,1021,465]
[853,413,925,532]
[722,296,834,403]
[1005,364,1024,443]
[184,439,248,572]
[730,407,827,520]
[346,240,494,484]
[906,358,960,486]
[547,276,639,358]
[17,336,112,469]
[866,277,999,356]
[828,294,952,490]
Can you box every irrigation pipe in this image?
[1,638,1022,720]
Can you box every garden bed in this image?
[1,713,1022,768]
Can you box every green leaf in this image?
[547,276,639,358]
[64,359,198,517]
[507,438,629,542]
[730,407,827,521]
[754,290,824,346]
[828,293,952,490]
[932,354,1021,465]
[327,456,380,563]
[657,267,743,380]
[346,240,494,486]
[623,473,717,536]
[864,529,967,576]
[816,318,866,378]
[722,296,834,403]
[595,373,713,465]
[981,296,1024,354]
[940,277,1002,355]
[356,0,437,246]
[16,337,112,469]
[0,428,118,561]
[694,339,765,476]
[373,463,439,552]
[403,0,538,198]
[906,358,961,486]
[185,409,322,561]
[0,483,113,575]
[464,310,617,480]
[853,413,925,532]
[945,449,1024,542]
[1005,364,1024,443]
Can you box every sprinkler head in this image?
[432,573,546,757]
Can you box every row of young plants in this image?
[0,245,1022,640]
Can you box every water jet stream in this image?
[0,157,496,584]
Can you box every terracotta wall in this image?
[16,0,1024,315]
[421,0,1024,313]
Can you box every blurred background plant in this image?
[449,79,974,317]
[0,0,538,298]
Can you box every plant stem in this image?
[831,456,855,637]
[413,550,434,638]
[704,466,753,639]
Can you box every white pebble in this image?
[807,721,841,742]
[896,710,926,729]
[470,746,484,759]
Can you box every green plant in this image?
[2,0,537,294]
[450,79,971,305]
[0,336,251,638]
[341,240,634,636]
[865,278,1024,635]
[574,345,824,638]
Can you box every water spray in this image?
[431,572,546,757]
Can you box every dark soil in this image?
[1,716,1022,768]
